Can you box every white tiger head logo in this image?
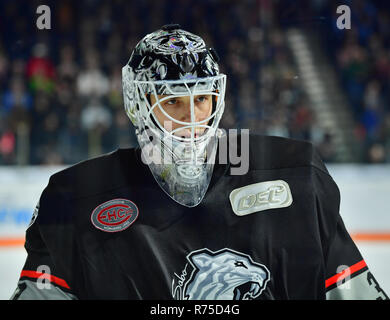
[173,248,270,300]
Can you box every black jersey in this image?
[11,134,389,300]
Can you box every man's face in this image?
[150,94,213,138]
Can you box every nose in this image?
[180,100,205,123]
[174,102,207,138]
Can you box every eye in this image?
[234,261,248,269]
[165,98,178,105]
[195,96,208,103]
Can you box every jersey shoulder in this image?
[245,134,328,174]
[245,134,339,200]
[44,148,149,199]
[239,134,341,235]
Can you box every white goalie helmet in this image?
[122,24,226,207]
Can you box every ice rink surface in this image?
[1,242,389,300]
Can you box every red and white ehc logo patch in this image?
[91,199,138,232]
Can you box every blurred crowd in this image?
[310,0,390,162]
[0,0,386,165]
[333,0,390,163]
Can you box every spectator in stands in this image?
[57,45,78,81]
[2,77,32,118]
[77,51,110,99]
[80,97,112,158]
[0,49,9,91]
[25,43,56,94]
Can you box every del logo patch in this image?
[91,199,138,232]
[229,180,293,216]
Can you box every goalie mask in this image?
[122,24,226,207]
